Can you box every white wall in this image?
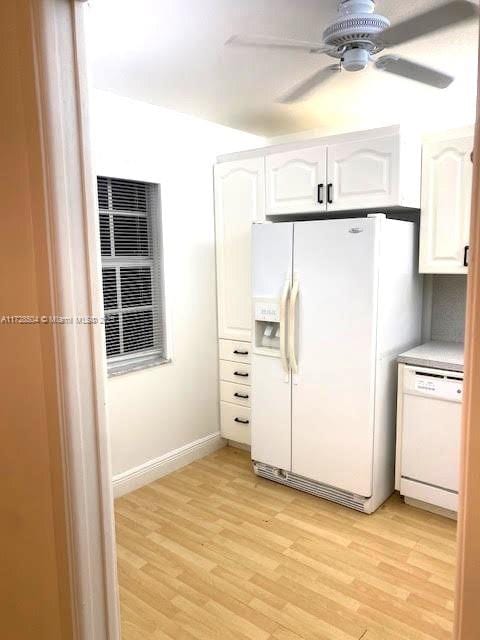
[266,89,476,145]
[91,90,263,479]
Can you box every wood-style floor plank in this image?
[115,446,456,640]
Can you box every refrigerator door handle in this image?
[280,278,290,373]
[288,278,299,374]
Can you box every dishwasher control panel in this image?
[404,365,463,402]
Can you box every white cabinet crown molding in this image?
[217,124,410,164]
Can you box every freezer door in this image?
[291,218,380,497]
[251,223,293,470]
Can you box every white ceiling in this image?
[86,0,479,136]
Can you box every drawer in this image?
[219,360,251,386]
[220,401,251,445]
[219,339,251,364]
[220,381,251,407]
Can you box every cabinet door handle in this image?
[234,371,249,377]
[234,417,250,424]
[327,183,333,204]
[317,183,324,204]
[233,349,249,355]
[234,392,249,399]
[464,245,470,267]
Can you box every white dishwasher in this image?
[396,364,463,514]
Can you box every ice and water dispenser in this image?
[254,299,281,353]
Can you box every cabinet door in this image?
[327,135,399,211]
[214,158,265,341]
[419,134,473,274]
[266,146,327,215]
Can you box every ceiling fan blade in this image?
[375,55,454,89]
[278,65,341,103]
[379,0,479,47]
[225,34,331,54]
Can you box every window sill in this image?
[107,355,171,378]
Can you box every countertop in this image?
[398,340,464,373]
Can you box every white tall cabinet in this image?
[214,158,265,341]
[419,128,474,274]
[214,157,265,444]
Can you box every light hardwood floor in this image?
[115,446,457,640]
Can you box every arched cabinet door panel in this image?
[266,146,327,215]
[419,130,473,274]
[214,158,265,341]
[326,135,400,212]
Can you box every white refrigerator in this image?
[251,215,423,513]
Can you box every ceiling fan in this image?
[225,0,479,103]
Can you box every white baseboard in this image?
[112,431,225,498]
[227,440,251,452]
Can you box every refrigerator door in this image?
[291,217,380,497]
[251,222,293,470]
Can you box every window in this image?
[97,176,167,374]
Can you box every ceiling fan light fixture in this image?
[340,0,375,14]
[343,47,370,71]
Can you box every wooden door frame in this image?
[454,38,480,640]
[15,1,121,637]
[20,1,480,638]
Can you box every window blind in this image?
[97,176,166,372]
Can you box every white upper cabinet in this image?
[327,135,400,212]
[419,129,474,274]
[265,129,420,216]
[266,146,327,215]
[214,157,265,341]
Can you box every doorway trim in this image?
[32,1,120,637]
[33,1,480,639]
[454,41,480,640]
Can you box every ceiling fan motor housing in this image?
[323,0,390,66]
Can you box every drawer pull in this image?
[234,371,249,377]
[234,417,250,424]
[234,392,249,399]
[233,349,249,355]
